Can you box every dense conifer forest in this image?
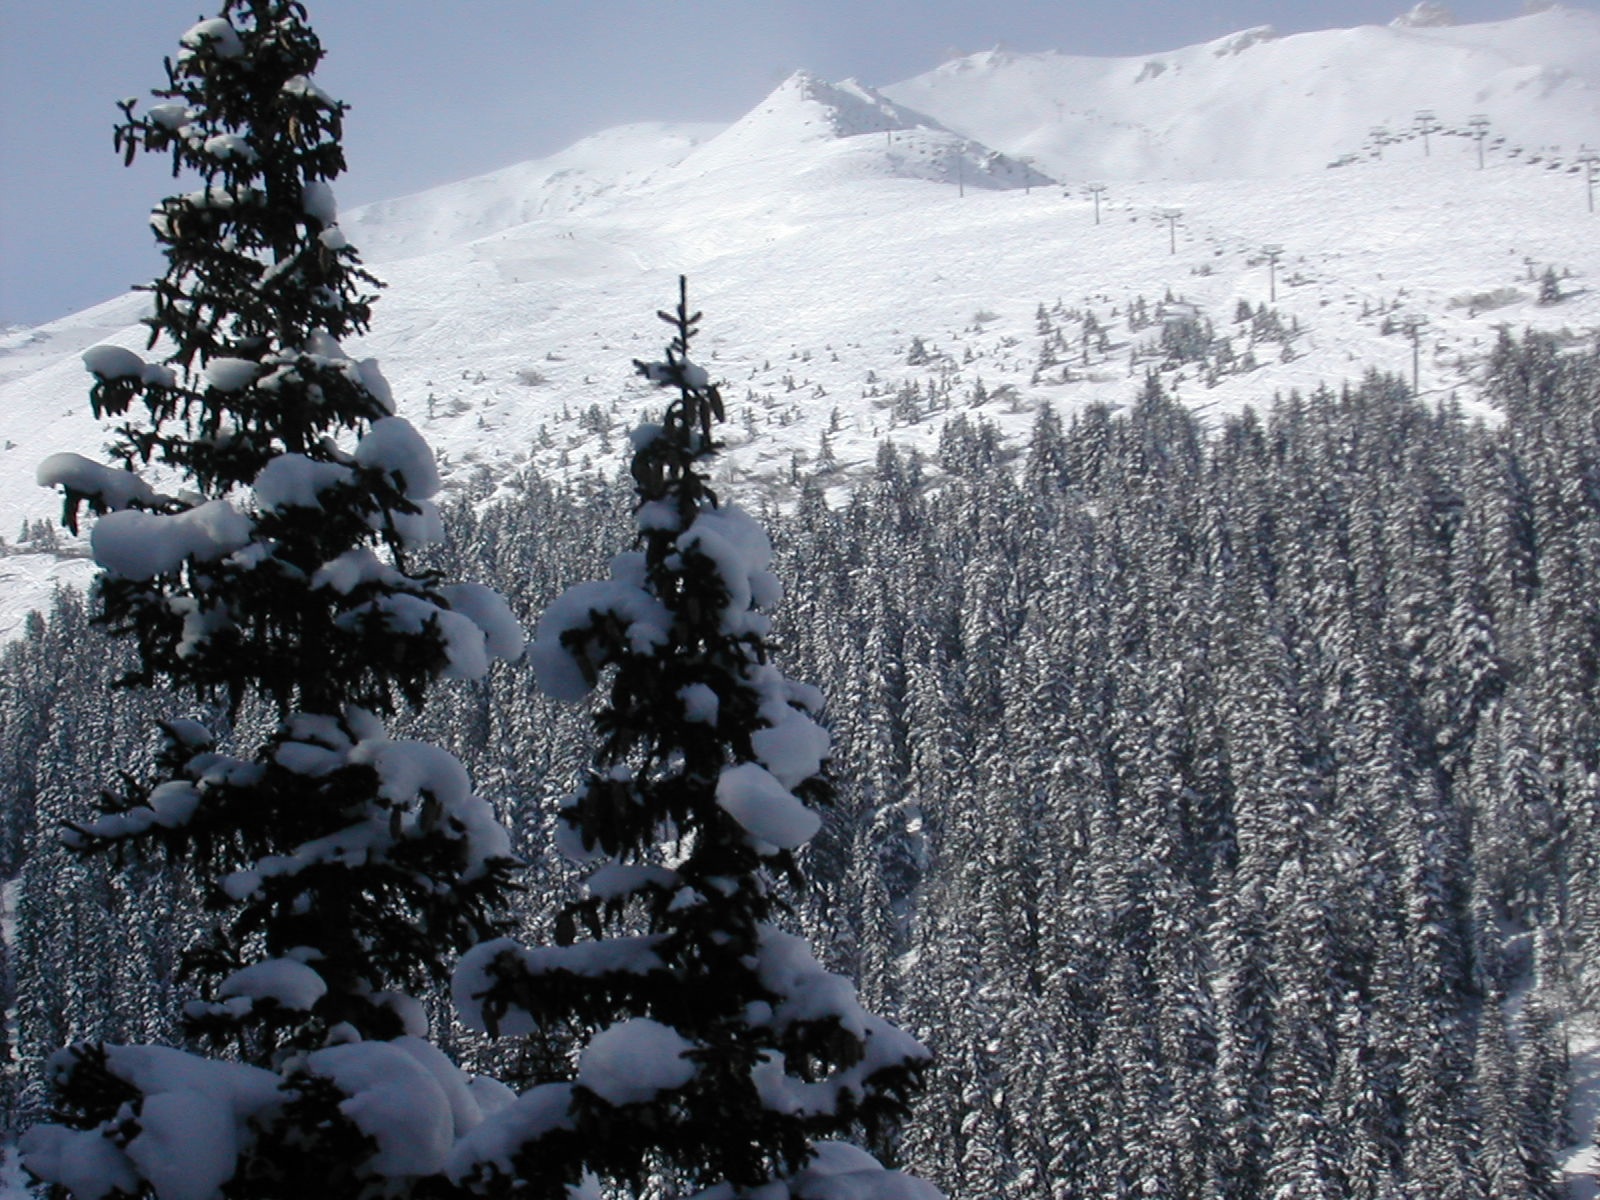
[4,330,1600,1197]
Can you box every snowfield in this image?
[1,6,1598,641]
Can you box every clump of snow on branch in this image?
[355,416,440,499]
[21,1036,524,1199]
[716,761,821,849]
[301,1041,456,1177]
[445,1083,577,1183]
[91,500,252,580]
[203,357,259,392]
[440,583,527,660]
[70,708,511,892]
[21,1045,279,1200]
[789,1143,945,1200]
[453,935,668,1038]
[178,17,244,58]
[252,453,353,512]
[529,553,672,701]
[302,179,337,224]
[215,957,328,1012]
[36,453,158,512]
[577,1018,696,1105]
[82,344,177,388]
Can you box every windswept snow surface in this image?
[4,8,1600,639]
[884,6,1600,180]
[351,122,724,263]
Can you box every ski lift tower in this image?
[1159,207,1182,255]
[1402,314,1428,394]
[1580,147,1599,213]
[1262,244,1284,303]
[1468,114,1490,169]
[1415,109,1440,157]
[1087,182,1107,224]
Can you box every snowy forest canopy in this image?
[4,331,1599,1199]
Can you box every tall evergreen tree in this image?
[22,4,522,1194]
[450,280,935,1200]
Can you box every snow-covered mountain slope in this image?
[1,8,1597,637]
[676,71,1052,192]
[351,122,723,263]
[884,5,1600,180]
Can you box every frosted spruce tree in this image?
[448,280,937,1200]
[22,4,523,1195]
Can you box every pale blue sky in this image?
[0,1,1565,326]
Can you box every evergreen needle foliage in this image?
[23,3,522,1194]
[450,280,937,1200]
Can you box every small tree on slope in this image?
[23,3,523,1195]
[448,280,938,1200]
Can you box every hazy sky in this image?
[0,0,1575,326]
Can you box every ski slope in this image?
[1,7,1597,640]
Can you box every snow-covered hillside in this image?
[886,5,1600,180]
[1,6,1597,638]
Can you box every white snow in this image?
[304,1041,454,1177]
[438,581,526,660]
[311,546,409,595]
[679,682,720,724]
[20,1044,280,1200]
[146,102,190,130]
[530,575,672,701]
[354,416,440,499]
[203,357,258,392]
[203,134,257,163]
[584,861,678,901]
[756,927,866,1040]
[302,180,338,224]
[37,452,157,510]
[347,734,512,874]
[252,453,353,512]
[178,18,243,59]
[453,935,667,1037]
[750,669,832,789]
[146,780,200,826]
[216,957,328,1011]
[124,1090,241,1200]
[14,1129,137,1200]
[382,594,495,678]
[280,75,335,107]
[715,762,821,850]
[445,1083,576,1181]
[677,506,781,636]
[577,1018,696,1106]
[90,499,252,580]
[5,8,1600,636]
[791,1143,945,1200]
[81,344,143,378]
[884,6,1600,181]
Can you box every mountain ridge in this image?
[883,5,1600,180]
[1,8,1598,638]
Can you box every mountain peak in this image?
[749,71,941,141]
[1208,25,1279,56]
[680,70,1053,193]
[1392,2,1458,27]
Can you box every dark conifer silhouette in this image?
[450,280,935,1200]
[23,4,522,1194]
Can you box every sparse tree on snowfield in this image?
[23,3,523,1195]
[449,279,938,1200]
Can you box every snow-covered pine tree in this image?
[23,3,523,1195]
[449,280,937,1200]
